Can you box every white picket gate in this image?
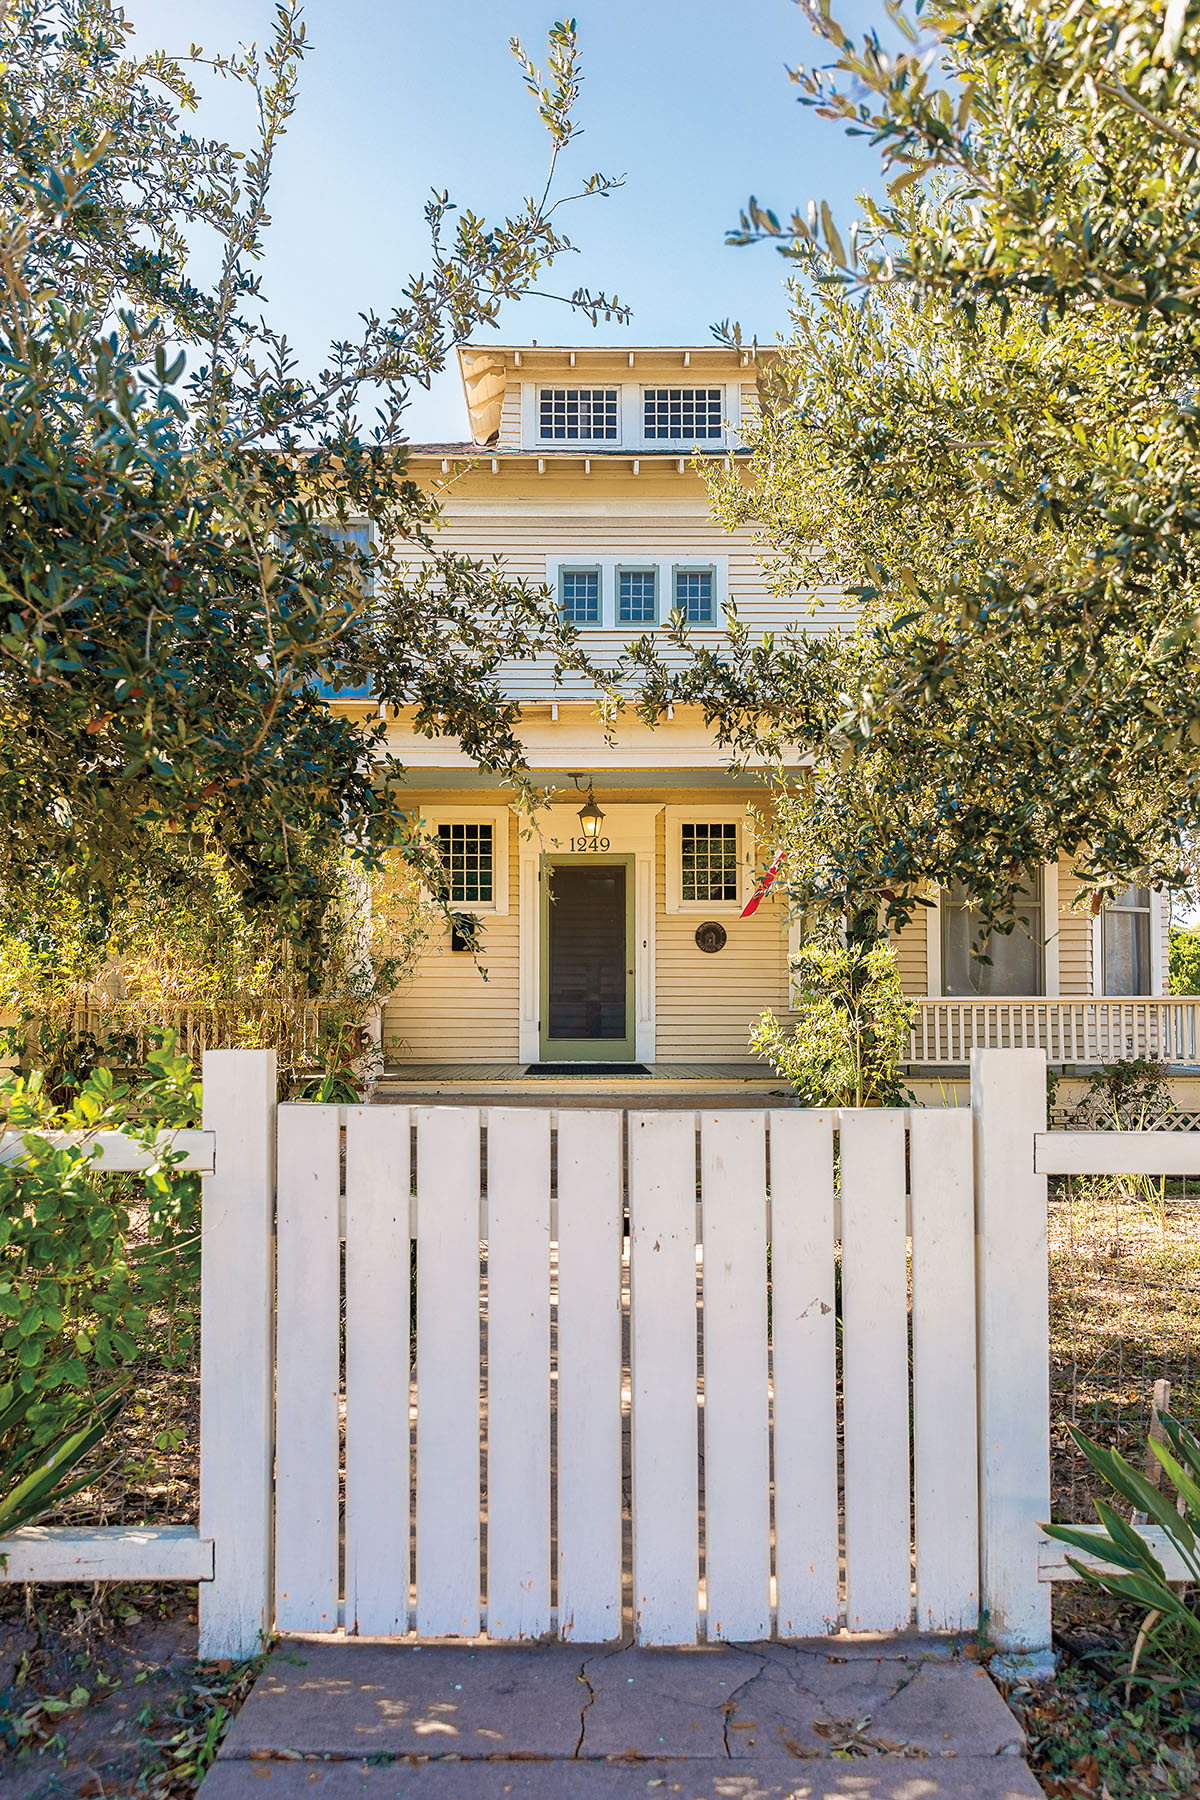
[2,1047,1194,1662]
[272,1101,980,1646]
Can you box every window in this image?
[942,876,1043,996]
[437,823,493,906]
[618,567,657,625]
[559,567,600,625]
[1104,885,1152,995]
[673,566,715,624]
[681,822,739,903]
[539,387,618,441]
[322,522,370,555]
[643,387,724,440]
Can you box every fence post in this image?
[199,1049,277,1659]
[972,1047,1053,1666]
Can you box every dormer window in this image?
[539,387,618,441]
[643,387,723,441]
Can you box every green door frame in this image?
[539,854,636,1062]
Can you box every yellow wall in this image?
[652,811,792,1063]
[382,812,520,1064]
[892,912,928,997]
[1057,858,1092,996]
[381,792,792,1067]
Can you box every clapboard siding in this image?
[892,913,929,999]
[653,814,791,1063]
[382,503,857,703]
[1057,859,1092,997]
[382,814,520,1062]
[498,384,522,448]
[382,799,794,1066]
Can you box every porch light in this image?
[577,785,605,840]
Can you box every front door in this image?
[539,857,635,1062]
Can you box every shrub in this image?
[0,1041,201,1444]
[752,932,914,1108]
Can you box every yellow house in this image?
[328,344,1195,1101]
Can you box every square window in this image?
[673,568,715,624]
[643,387,724,441]
[437,822,494,906]
[618,568,657,625]
[560,568,600,624]
[681,821,738,903]
[539,387,618,441]
[942,876,1042,996]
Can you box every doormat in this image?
[524,1063,650,1077]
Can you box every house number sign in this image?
[567,836,612,852]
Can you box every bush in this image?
[0,1040,201,1441]
[752,932,914,1108]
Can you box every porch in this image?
[904,995,1200,1072]
[375,1059,789,1105]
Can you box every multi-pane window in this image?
[618,568,657,625]
[559,568,600,624]
[673,567,715,624]
[681,822,739,903]
[437,823,494,905]
[539,387,618,440]
[942,875,1043,996]
[1104,885,1152,995]
[643,387,724,440]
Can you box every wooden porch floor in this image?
[374,1061,792,1106]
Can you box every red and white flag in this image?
[740,850,785,919]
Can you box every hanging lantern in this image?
[577,784,605,841]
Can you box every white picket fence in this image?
[0,1050,1195,1659]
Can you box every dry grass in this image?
[1048,1176,1200,1522]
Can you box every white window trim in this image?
[522,380,741,452]
[639,382,729,449]
[925,864,1057,997]
[420,805,510,916]
[546,555,728,631]
[664,804,755,915]
[1090,885,1165,996]
[525,382,623,447]
[787,911,805,1009]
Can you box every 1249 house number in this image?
[568,836,611,852]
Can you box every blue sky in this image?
[130,0,887,441]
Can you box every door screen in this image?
[547,864,627,1041]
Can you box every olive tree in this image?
[624,0,1200,942]
[0,0,624,971]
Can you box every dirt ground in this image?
[0,1585,259,1799]
[3,1172,1197,1798]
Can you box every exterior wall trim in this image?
[1090,886,1167,996]
[663,803,756,916]
[516,804,661,1064]
[418,803,511,916]
[924,863,1057,998]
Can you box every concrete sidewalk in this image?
[199,1638,1043,1798]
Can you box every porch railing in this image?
[906,997,1200,1068]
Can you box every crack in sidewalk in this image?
[574,1644,623,1760]
[717,1650,770,1757]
